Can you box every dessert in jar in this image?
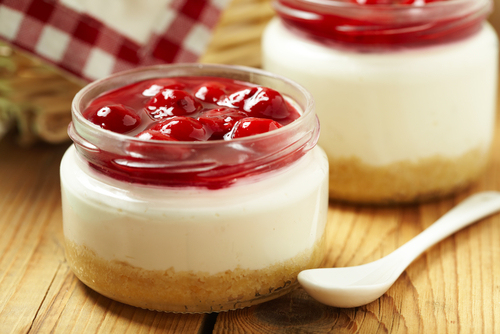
[262,0,499,204]
[60,64,329,313]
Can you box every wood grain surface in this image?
[1,0,500,331]
[2,99,500,333]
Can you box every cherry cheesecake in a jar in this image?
[60,64,329,313]
[263,0,498,204]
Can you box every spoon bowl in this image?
[299,191,500,308]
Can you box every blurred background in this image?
[489,0,500,32]
[1,0,500,146]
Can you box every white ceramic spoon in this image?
[298,191,500,308]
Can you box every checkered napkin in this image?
[0,0,230,81]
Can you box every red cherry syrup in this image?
[80,76,303,189]
[276,0,487,47]
[83,76,300,140]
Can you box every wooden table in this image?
[2,102,500,333]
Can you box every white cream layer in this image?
[60,145,329,274]
[262,19,498,166]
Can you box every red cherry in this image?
[135,129,177,141]
[197,108,248,139]
[150,116,211,141]
[129,129,192,161]
[141,79,186,97]
[239,87,291,120]
[229,117,283,139]
[194,82,227,103]
[145,89,202,120]
[218,88,253,108]
[84,104,141,134]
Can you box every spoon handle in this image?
[388,191,500,275]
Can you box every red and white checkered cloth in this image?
[0,0,230,81]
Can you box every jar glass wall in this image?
[60,64,329,313]
[263,0,498,204]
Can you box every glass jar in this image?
[262,0,498,204]
[60,64,329,313]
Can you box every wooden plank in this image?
[2,111,500,333]
[1,0,500,329]
[214,123,500,332]
[0,137,210,334]
[215,202,500,333]
[0,138,67,333]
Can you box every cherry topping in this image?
[228,117,283,139]
[142,79,186,97]
[194,82,227,103]
[84,104,141,134]
[352,0,441,4]
[231,87,291,120]
[83,77,302,142]
[146,89,202,120]
[130,129,191,161]
[150,116,211,141]
[198,107,248,139]
[81,77,307,189]
[218,88,252,108]
[135,129,177,141]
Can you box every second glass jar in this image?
[262,0,499,204]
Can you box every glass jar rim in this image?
[274,0,491,47]
[277,0,489,10]
[71,63,315,147]
[69,63,319,188]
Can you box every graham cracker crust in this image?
[64,237,325,313]
[328,147,488,204]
